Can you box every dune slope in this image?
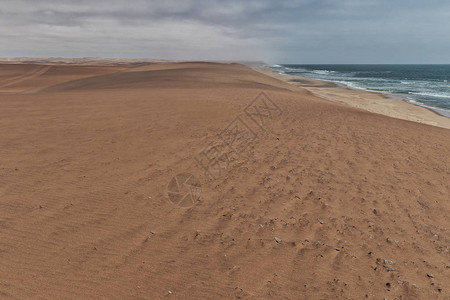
[0,62,449,299]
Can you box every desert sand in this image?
[0,61,449,299]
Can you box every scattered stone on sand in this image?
[387,267,397,272]
[274,237,281,243]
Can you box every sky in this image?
[1,0,450,63]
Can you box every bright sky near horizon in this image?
[1,0,450,63]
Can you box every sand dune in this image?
[35,63,289,94]
[0,64,129,94]
[0,62,448,299]
[0,65,51,88]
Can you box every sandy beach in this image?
[256,67,450,130]
[0,61,449,299]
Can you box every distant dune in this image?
[0,57,265,67]
[0,62,448,299]
[0,57,172,65]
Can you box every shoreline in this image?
[255,66,450,130]
[327,79,450,119]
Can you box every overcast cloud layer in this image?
[1,0,450,63]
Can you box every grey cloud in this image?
[1,0,450,62]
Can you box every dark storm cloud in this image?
[1,0,450,62]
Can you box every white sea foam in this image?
[405,97,450,117]
[312,70,334,75]
[334,81,365,90]
[286,67,306,72]
[408,92,450,99]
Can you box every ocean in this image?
[269,64,450,117]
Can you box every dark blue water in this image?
[269,64,450,117]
